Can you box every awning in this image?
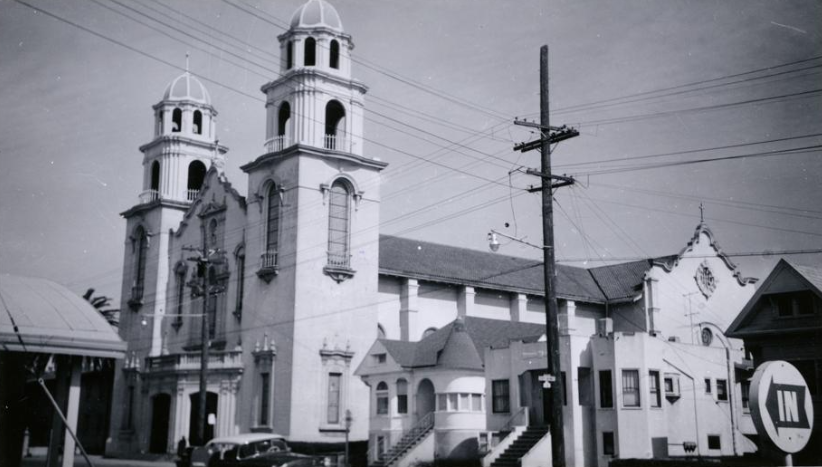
[0,275,125,359]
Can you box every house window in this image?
[603,432,615,456]
[260,373,270,425]
[373,353,386,365]
[327,181,351,268]
[578,367,593,407]
[448,393,458,411]
[397,379,408,414]
[716,379,728,401]
[771,291,817,317]
[327,373,341,424]
[705,378,712,394]
[741,380,750,411]
[304,37,316,66]
[622,369,640,407]
[664,373,681,400]
[492,379,510,413]
[599,370,613,408]
[329,39,340,69]
[376,382,389,415]
[708,435,721,450]
[133,227,148,301]
[649,370,661,408]
[437,394,447,411]
[471,394,482,411]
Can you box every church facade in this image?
[106,1,764,465]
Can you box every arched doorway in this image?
[189,391,218,445]
[416,379,435,420]
[149,393,171,453]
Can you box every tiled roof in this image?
[588,257,677,301]
[379,316,545,369]
[379,235,607,303]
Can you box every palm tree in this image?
[82,288,119,328]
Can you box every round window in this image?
[701,327,713,346]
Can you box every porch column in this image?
[61,356,82,467]
[457,286,475,317]
[510,293,528,322]
[399,279,419,341]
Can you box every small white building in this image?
[359,223,762,467]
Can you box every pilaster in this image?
[457,286,475,317]
[510,293,528,322]
[399,279,419,341]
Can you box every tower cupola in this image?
[138,68,227,206]
[261,0,366,156]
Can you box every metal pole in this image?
[540,44,565,467]
[37,378,94,467]
[198,257,210,445]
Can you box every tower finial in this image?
[185,51,190,73]
[699,202,705,223]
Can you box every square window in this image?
[741,380,750,411]
[437,394,447,411]
[492,379,510,413]
[448,393,458,411]
[460,393,470,411]
[622,370,640,407]
[716,379,728,401]
[704,378,711,394]
[708,435,721,450]
[603,431,615,456]
[471,394,482,411]
[599,370,613,408]
[649,370,661,408]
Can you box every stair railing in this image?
[380,411,435,467]
[502,406,529,433]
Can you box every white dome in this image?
[290,0,343,32]
[163,72,211,105]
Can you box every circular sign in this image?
[750,360,814,453]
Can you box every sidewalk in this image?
[20,447,176,467]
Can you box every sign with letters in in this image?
[750,360,814,454]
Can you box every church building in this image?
[106,1,764,466]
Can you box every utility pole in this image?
[513,45,579,467]
[184,244,226,445]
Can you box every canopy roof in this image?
[0,275,125,359]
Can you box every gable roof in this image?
[727,259,822,337]
[378,316,545,369]
[379,235,680,303]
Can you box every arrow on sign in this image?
[766,377,810,430]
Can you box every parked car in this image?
[185,433,334,467]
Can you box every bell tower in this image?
[240,0,386,445]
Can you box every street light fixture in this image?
[487,229,552,252]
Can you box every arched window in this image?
[150,161,161,193]
[304,37,316,66]
[329,40,340,69]
[286,41,294,69]
[193,110,203,135]
[209,219,219,250]
[376,382,389,415]
[187,160,207,200]
[327,180,350,268]
[277,102,291,151]
[234,247,245,320]
[324,100,346,150]
[173,264,186,331]
[396,379,408,414]
[264,183,280,268]
[133,226,148,300]
[207,266,218,340]
[172,108,182,132]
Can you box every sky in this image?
[1,0,821,304]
